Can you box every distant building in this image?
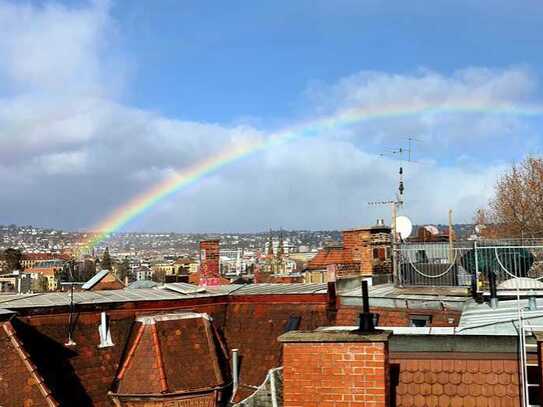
[28,259,65,291]
[408,225,454,242]
[305,221,392,282]
[133,266,153,282]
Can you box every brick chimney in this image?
[279,329,391,407]
[199,239,220,284]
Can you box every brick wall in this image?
[280,330,391,407]
[335,305,461,327]
[224,301,333,402]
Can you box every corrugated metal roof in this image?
[127,280,160,289]
[0,283,328,309]
[458,298,543,335]
[0,288,186,309]
[230,283,327,295]
[340,283,467,311]
[498,277,543,290]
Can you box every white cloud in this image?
[0,0,540,231]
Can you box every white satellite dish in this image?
[396,215,413,240]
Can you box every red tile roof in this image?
[1,321,58,407]
[305,246,358,270]
[115,314,225,396]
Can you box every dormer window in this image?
[98,312,114,348]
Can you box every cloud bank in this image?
[0,1,540,232]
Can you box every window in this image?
[409,315,432,327]
[527,364,541,407]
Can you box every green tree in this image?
[2,248,23,272]
[101,247,112,271]
[117,257,130,282]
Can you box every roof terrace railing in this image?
[397,241,543,290]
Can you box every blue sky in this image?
[0,0,542,232]
[108,1,543,122]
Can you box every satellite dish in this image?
[396,216,413,240]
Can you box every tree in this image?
[477,157,543,238]
[116,257,130,282]
[101,247,112,271]
[152,269,166,284]
[31,275,49,293]
[2,248,23,272]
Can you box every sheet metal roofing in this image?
[0,283,328,310]
[457,297,543,335]
[0,308,15,316]
[340,283,468,311]
[81,269,111,290]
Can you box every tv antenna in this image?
[369,137,422,286]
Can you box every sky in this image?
[0,0,543,232]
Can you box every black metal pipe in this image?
[488,270,498,308]
[357,280,375,332]
[362,280,370,314]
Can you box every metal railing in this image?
[233,367,283,407]
[398,240,543,288]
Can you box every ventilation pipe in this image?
[489,270,498,309]
[98,312,114,348]
[358,280,376,332]
[231,349,239,399]
[529,292,537,311]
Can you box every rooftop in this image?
[0,283,328,310]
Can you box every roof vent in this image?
[98,312,114,348]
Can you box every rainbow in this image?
[81,99,543,249]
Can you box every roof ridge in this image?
[151,322,169,393]
[202,317,223,385]
[116,323,145,381]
